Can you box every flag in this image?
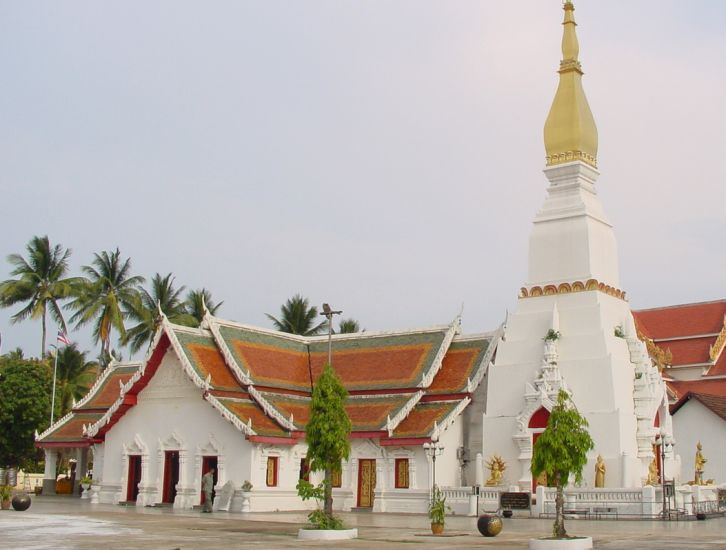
[57,330,71,346]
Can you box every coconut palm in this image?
[124,273,196,353]
[0,236,80,356]
[185,288,223,325]
[53,344,97,418]
[337,318,362,334]
[67,248,144,365]
[266,294,327,336]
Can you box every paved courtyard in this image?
[2,497,726,549]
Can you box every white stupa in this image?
[482,1,676,491]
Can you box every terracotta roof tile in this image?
[76,365,137,410]
[175,331,244,392]
[634,300,726,339]
[390,401,460,439]
[428,338,490,395]
[658,337,712,366]
[215,397,289,438]
[39,412,103,444]
[345,394,415,431]
[667,378,726,400]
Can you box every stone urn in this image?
[477,514,503,537]
[12,493,31,511]
[240,491,252,512]
[81,482,92,499]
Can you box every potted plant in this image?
[428,485,449,535]
[80,476,92,499]
[543,329,561,342]
[530,390,594,549]
[0,485,12,510]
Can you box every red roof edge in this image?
[380,437,430,446]
[247,435,297,445]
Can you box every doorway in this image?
[357,459,376,508]
[162,451,180,504]
[201,456,218,506]
[126,455,142,502]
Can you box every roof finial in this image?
[544,1,598,168]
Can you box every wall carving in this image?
[519,279,626,301]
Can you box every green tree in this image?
[298,363,352,524]
[531,390,594,539]
[0,236,79,356]
[337,318,362,334]
[185,288,223,325]
[124,273,196,353]
[53,344,97,418]
[266,294,327,336]
[67,248,144,367]
[0,355,51,468]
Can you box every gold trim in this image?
[519,279,626,301]
[637,331,672,372]
[709,315,726,363]
[546,150,597,168]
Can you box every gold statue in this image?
[485,455,506,486]
[695,441,707,485]
[594,455,606,488]
[646,457,659,486]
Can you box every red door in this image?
[126,455,141,502]
[162,451,180,504]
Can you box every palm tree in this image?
[266,294,327,336]
[67,248,144,366]
[0,236,80,356]
[53,344,97,418]
[185,288,223,325]
[337,318,362,334]
[124,273,196,353]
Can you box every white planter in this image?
[298,528,358,541]
[529,537,593,550]
[80,483,91,500]
[240,491,251,513]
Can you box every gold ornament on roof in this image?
[485,455,507,486]
[708,315,726,363]
[637,331,673,371]
[543,1,598,168]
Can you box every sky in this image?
[1,1,725,360]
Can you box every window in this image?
[395,458,409,489]
[266,456,278,487]
[331,462,342,488]
[299,458,310,482]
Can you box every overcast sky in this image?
[1,1,725,359]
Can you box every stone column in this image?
[42,449,57,495]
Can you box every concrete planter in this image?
[529,537,593,550]
[297,528,358,541]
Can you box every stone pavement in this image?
[1,497,726,549]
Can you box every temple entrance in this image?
[357,459,376,508]
[162,451,180,504]
[201,456,218,505]
[126,455,141,502]
[530,407,550,494]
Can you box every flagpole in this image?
[50,344,58,426]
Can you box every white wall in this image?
[672,400,726,485]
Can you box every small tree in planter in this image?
[531,390,593,540]
[297,363,352,529]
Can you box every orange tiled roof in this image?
[215,397,289,438]
[428,337,490,395]
[38,412,103,445]
[634,300,726,339]
[389,401,460,439]
[671,392,726,421]
[175,329,246,392]
[658,337,712,366]
[76,364,138,411]
[667,378,726,400]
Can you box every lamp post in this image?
[654,428,674,520]
[320,303,342,366]
[423,440,445,500]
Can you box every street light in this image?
[423,440,445,500]
[654,428,674,520]
[320,303,342,366]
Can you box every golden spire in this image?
[543,1,598,168]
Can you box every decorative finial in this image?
[543,0,598,168]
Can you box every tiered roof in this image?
[72,313,499,447]
[633,300,726,399]
[36,363,141,448]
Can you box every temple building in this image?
[36,2,723,512]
